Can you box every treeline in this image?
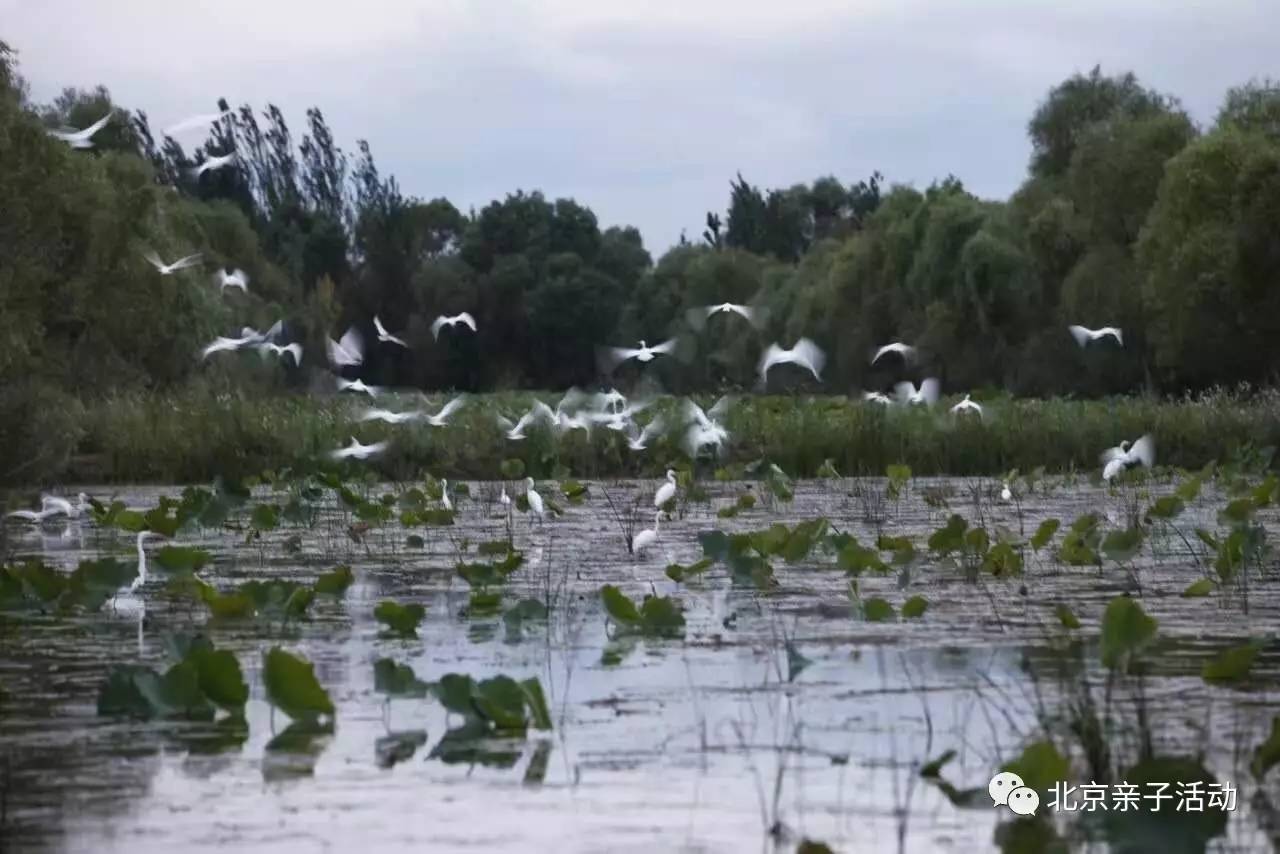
[3,37,1280,477]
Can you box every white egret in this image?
[48,112,112,149]
[626,415,665,451]
[686,302,763,330]
[336,377,380,397]
[440,480,453,511]
[423,395,466,427]
[374,315,409,348]
[327,326,365,367]
[191,151,237,178]
[214,268,250,293]
[862,391,893,405]
[950,394,983,418]
[601,388,628,413]
[144,250,203,276]
[1068,325,1123,348]
[524,477,545,520]
[6,506,60,524]
[758,339,825,383]
[1101,435,1155,481]
[894,378,941,407]
[602,338,678,371]
[162,110,232,137]
[430,313,477,339]
[496,401,557,440]
[682,397,732,458]
[359,407,424,424]
[631,511,662,554]
[330,437,389,460]
[499,486,511,507]
[130,530,168,593]
[202,332,263,359]
[654,470,678,509]
[39,493,90,519]
[1000,482,1012,502]
[257,341,302,364]
[871,342,917,365]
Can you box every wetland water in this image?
[1,476,1278,853]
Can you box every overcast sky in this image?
[4,0,1275,252]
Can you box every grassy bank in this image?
[10,387,1280,486]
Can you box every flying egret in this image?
[524,477,545,520]
[686,302,763,330]
[1101,435,1155,481]
[431,313,477,339]
[359,407,424,424]
[144,250,203,276]
[654,470,678,509]
[336,377,380,397]
[48,112,112,149]
[214,268,250,293]
[374,315,409,348]
[683,397,732,458]
[6,506,61,524]
[257,341,302,364]
[863,391,893,405]
[601,388,628,413]
[871,342,917,365]
[894,378,941,407]
[625,415,665,451]
[327,326,365,367]
[602,338,678,371]
[162,110,232,137]
[440,480,452,512]
[631,511,662,554]
[39,493,90,519]
[423,395,466,427]
[1068,325,1124,347]
[330,437,389,460]
[191,151,237,178]
[950,394,983,418]
[496,401,557,440]
[759,339,826,383]
[202,332,263,359]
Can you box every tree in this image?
[1216,79,1280,139]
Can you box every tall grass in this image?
[31,386,1280,485]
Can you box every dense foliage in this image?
[2,40,1280,481]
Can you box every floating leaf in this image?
[313,565,354,596]
[188,647,249,713]
[250,503,281,532]
[374,600,426,637]
[601,584,640,625]
[982,541,1023,577]
[154,546,212,574]
[1054,603,1081,629]
[198,582,256,620]
[665,558,714,583]
[374,658,429,697]
[405,534,425,549]
[862,597,895,622]
[1002,740,1069,793]
[1252,716,1280,779]
[1181,578,1214,598]
[262,648,334,722]
[1219,498,1255,527]
[1030,518,1060,551]
[1202,640,1263,683]
[376,730,428,768]
[1100,597,1157,669]
[477,540,513,556]
[473,676,530,731]
[902,595,928,619]
[1146,496,1185,521]
[1102,527,1145,562]
[928,515,967,554]
[1175,477,1203,502]
[519,678,553,731]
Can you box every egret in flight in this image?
[759,339,825,383]
[871,342,917,365]
[1101,435,1155,481]
[374,316,409,348]
[1069,325,1123,347]
[327,327,365,367]
[330,438,389,461]
[949,394,983,418]
[48,112,112,148]
[144,250,203,276]
[894,378,941,407]
[431,313,477,340]
[214,268,250,293]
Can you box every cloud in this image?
[4,0,1276,251]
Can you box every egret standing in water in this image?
[654,470,677,509]
[524,477,545,521]
[440,480,453,512]
[631,511,662,555]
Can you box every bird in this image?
[601,388,628,413]
[374,315,409,348]
[327,326,365,367]
[214,268,250,293]
[758,338,826,383]
[631,511,662,555]
[440,480,452,512]
[422,395,466,427]
[1068,325,1124,348]
[950,394,983,418]
[330,437,389,460]
[162,110,232,137]
[430,313,477,340]
[686,302,763,330]
[497,406,549,440]
[863,392,892,405]
[359,407,423,424]
[47,112,112,149]
[129,530,167,593]
[144,250,203,276]
[257,341,302,365]
[654,470,678,509]
[39,493,90,519]
[336,377,380,397]
[499,486,511,507]
[202,332,263,359]
[191,151,237,178]
[1000,482,1012,502]
[683,397,732,458]
[894,378,941,407]
[1101,435,1155,481]
[602,339,678,371]
[626,415,666,451]
[5,505,61,524]
[524,477,545,520]
[871,342,917,365]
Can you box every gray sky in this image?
[4,0,1275,252]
